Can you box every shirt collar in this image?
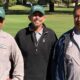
[28,23,48,34]
[35,28,43,35]
[73,27,80,35]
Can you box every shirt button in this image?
[36,49,38,52]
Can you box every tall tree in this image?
[38,0,55,12]
[23,0,27,5]
[74,0,78,7]
[49,0,54,12]
[0,0,3,6]
[3,0,9,11]
[38,0,47,5]
[16,0,23,4]
[62,0,72,8]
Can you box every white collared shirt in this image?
[73,31,80,48]
[35,29,43,41]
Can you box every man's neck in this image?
[35,25,43,32]
[74,27,80,35]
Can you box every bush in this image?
[0,0,3,6]
[9,0,16,6]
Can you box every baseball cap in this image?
[0,7,5,19]
[30,5,45,16]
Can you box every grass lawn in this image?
[3,14,73,38]
[45,14,73,37]
[9,5,30,11]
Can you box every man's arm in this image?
[10,38,24,80]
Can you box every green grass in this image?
[4,15,29,36]
[9,5,74,13]
[3,14,73,38]
[45,14,73,37]
[9,5,30,10]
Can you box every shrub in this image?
[9,0,16,6]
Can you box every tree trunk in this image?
[75,0,78,7]
[16,0,23,5]
[16,0,19,4]
[67,0,69,8]
[49,1,54,12]
[23,0,26,5]
[38,0,47,5]
[3,0,9,11]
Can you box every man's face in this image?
[74,8,80,31]
[29,12,46,28]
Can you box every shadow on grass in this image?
[45,10,73,15]
[6,9,73,15]
[6,10,29,15]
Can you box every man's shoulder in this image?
[45,27,56,35]
[16,27,29,35]
[44,27,58,41]
[58,29,73,45]
[46,27,55,32]
[18,27,27,33]
[1,30,13,38]
[59,29,73,39]
[0,31,16,45]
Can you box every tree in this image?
[38,0,47,5]
[3,0,9,11]
[74,0,78,7]
[62,0,72,8]
[38,0,55,12]
[0,0,3,6]
[49,0,54,12]
[23,0,27,5]
[55,0,62,7]
[16,0,23,4]
[3,0,16,11]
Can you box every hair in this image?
[73,4,80,16]
[0,17,4,23]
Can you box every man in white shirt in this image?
[0,7,24,80]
